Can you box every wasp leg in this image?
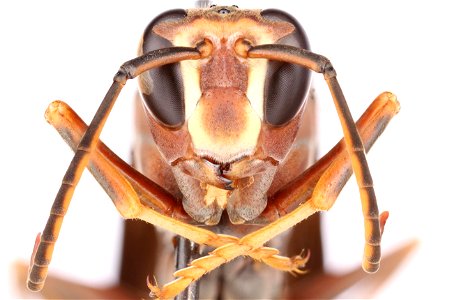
[174,237,200,300]
[44,101,313,297]
[248,44,393,273]
[264,91,400,297]
[44,100,237,246]
[27,47,203,292]
[149,92,399,299]
[260,92,400,221]
[15,260,136,299]
[240,92,399,261]
[45,100,187,220]
[44,93,399,299]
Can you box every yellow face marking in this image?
[246,58,267,120]
[180,60,202,120]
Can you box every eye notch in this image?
[196,38,214,58]
[234,38,253,58]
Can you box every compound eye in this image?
[138,9,187,128]
[261,9,312,126]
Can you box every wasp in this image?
[27,4,399,299]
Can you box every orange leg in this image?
[42,100,311,282]
[28,40,397,297]
[247,43,393,273]
[260,92,399,222]
[150,92,398,298]
[39,93,398,297]
[27,46,203,291]
[42,91,398,298]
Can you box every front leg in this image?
[262,92,400,220]
[44,100,236,247]
[150,92,399,299]
[44,100,312,280]
[45,93,398,298]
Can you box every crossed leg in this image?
[44,101,312,267]
[44,92,399,299]
[148,92,397,298]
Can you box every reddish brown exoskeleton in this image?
[27,5,399,299]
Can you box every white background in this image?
[1,0,450,298]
